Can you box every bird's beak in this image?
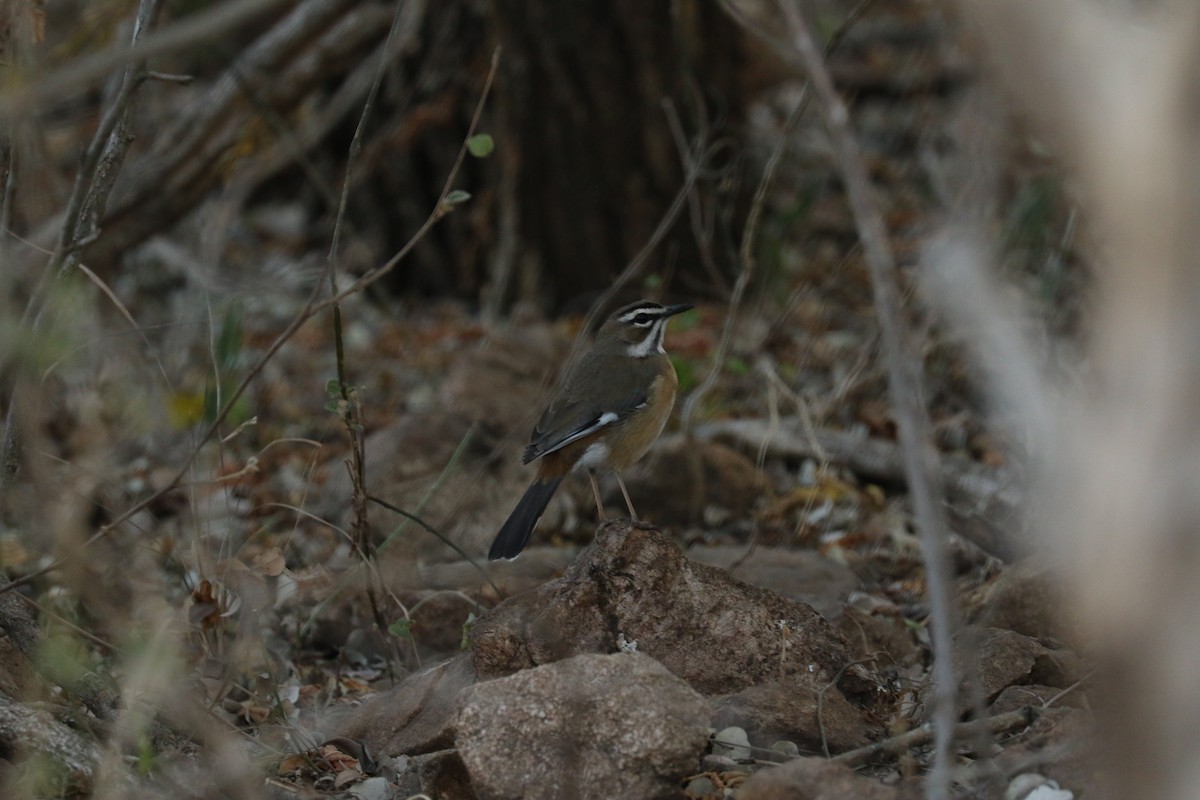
[663,303,693,318]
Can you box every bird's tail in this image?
[488,477,564,560]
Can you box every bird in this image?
[488,299,693,560]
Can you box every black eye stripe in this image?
[617,304,666,324]
[622,311,662,325]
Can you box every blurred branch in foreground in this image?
[937,1,1200,798]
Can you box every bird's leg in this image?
[615,473,639,521]
[587,469,607,520]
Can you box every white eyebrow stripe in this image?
[617,306,665,323]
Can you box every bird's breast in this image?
[606,364,679,470]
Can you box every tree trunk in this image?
[486,0,745,310]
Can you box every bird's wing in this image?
[522,389,648,464]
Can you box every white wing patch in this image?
[537,411,622,457]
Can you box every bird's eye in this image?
[634,314,653,325]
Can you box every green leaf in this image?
[727,356,751,375]
[460,612,477,650]
[466,133,494,158]
[203,383,253,426]
[137,734,156,776]
[670,355,696,392]
[444,189,472,206]
[326,378,342,397]
[389,619,414,639]
[672,308,700,330]
[216,305,244,371]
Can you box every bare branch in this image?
[831,707,1037,769]
[51,0,165,279]
[0,0,292,121]
[84,0,388,271]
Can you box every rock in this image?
[625,436,771,524]
[1005,773,1074,800]
[712,726,752,760]
[391,749,474,800]
[408,589,482,656]
[997,708,1098,798]
[334,655,475,756]
[455,652,710,800]
[471,521,854,695]
[686,546,860,616]
[346,775,392,800]
[966,559,1072,643]
[962,627,1046,701]
[737,756,899,800]
[336,523,870,778]
[837,606,920,666]
[712,677,875,754]
[958,627,1079,702]
[770,740,800,759]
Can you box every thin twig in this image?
[259,502,352,541]
[662,98,729,296]
[816,657,879,758]
[74,262,173,391]
[321,0,417,678]
[329,0,422,263]
[377,423,479,554]
[831,707,1038,769]
[1042,670,1095,709]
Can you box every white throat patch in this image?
[626,320,666,358]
